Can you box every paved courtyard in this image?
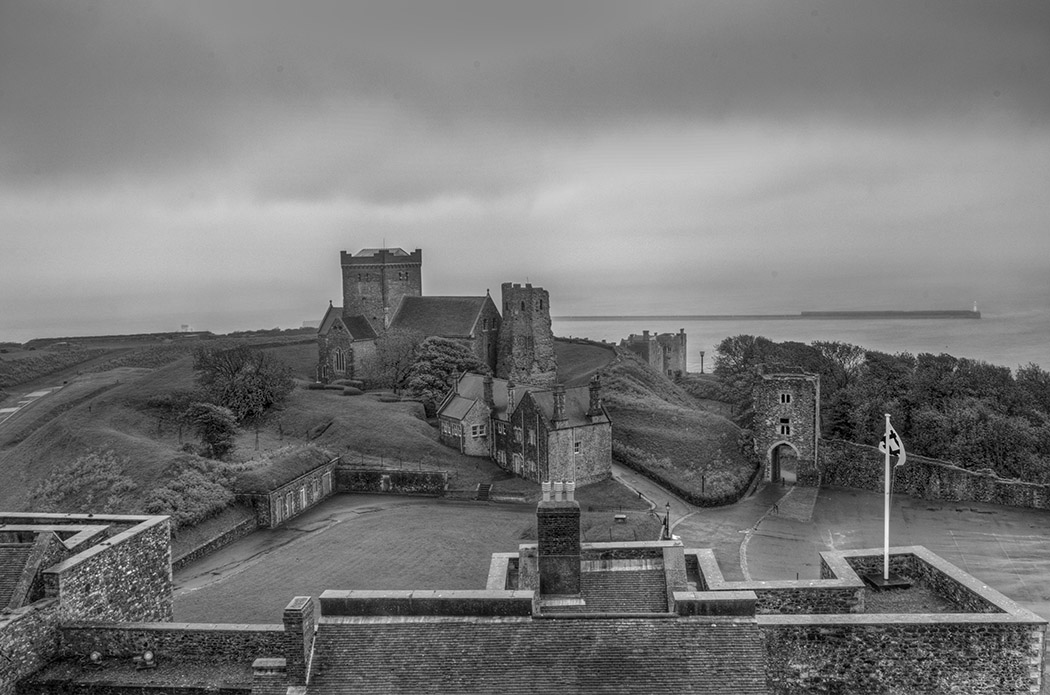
[175,479,1050,627]
[174,495,535,623]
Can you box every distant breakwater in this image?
[558,310,981,321]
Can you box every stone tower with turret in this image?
[496,282,557,388]
[340,248,422,333]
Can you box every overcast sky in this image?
[2,0,1048,340]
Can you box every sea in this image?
[552,309,1048,374]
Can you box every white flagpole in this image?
[883,413,891,581]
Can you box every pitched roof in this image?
[389,296,489,338]
[528,385,608,427]
[438,373,539,421]
[0,543,32,609]
[307,616,767,694]
[317,305,377,340]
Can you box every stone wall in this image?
[496,282,557,388]
[171,516,259,572]
[316,320,354,382]
[340,248,423,332]
[334,468,448,496]
[319,589,534,617]
[240,461,336,529]
[753,372,820,485]
[547,421,611,486]
[0,600,60,695]
[820,437,1050,511]
[42,516,172,623]
[58,622,285,663]
[761,616,1041,694]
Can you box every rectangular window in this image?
[780,393,792,404]
[528,429,536,446]
[496,422,506,435]
[471,423,487,438]
[514,426,522,443]
[574,441,581,454]
[779,418,791,435]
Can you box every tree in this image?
[407,337,488,415]
[361,328,425,393]
[186,402,238,459]
[193,344,294,424]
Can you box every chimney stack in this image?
[536,480,581,596]
[552,384,567,426]
[507,381,516,412]
[483,375,495,409]
[587,375,603,419]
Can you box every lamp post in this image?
[699,351,705,374]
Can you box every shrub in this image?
[30,450,138,513]
[143,456,235,530]
[342,387,363,396]
[186,402,238,459]
[305,382,326,390]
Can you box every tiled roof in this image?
[529,386,607,427]
[340,314,378,340]
[440,395,477,421]
[317,306,377,340]
[307,616,766,694]
[0,543,32,608]
[389,296,488,338]
[438,373,539,421]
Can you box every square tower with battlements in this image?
[340,248,422,333]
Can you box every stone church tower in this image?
[340,248,423,333]
[496,282,557,388]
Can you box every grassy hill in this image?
[0,331,752,532]
[598,349,758,505]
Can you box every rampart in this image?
[819,437,1050,510]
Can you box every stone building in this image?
[619,328,688,378]
[496,282,557,388]
[436,372,612,485]
[317,248,550,386]
[753,370,820,486]
[4,496,1045,694]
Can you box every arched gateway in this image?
[753,371,820,486]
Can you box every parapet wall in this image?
[319,589,534,617]
[762,615,1041,694]
[58,622,285,663]
[41,515,172,623]
[0,601,60,695]
[819,438,1050,511]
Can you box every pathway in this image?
[0,387,63,427]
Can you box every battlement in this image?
[340,247,422,267]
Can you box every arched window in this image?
[334,349,346,372]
